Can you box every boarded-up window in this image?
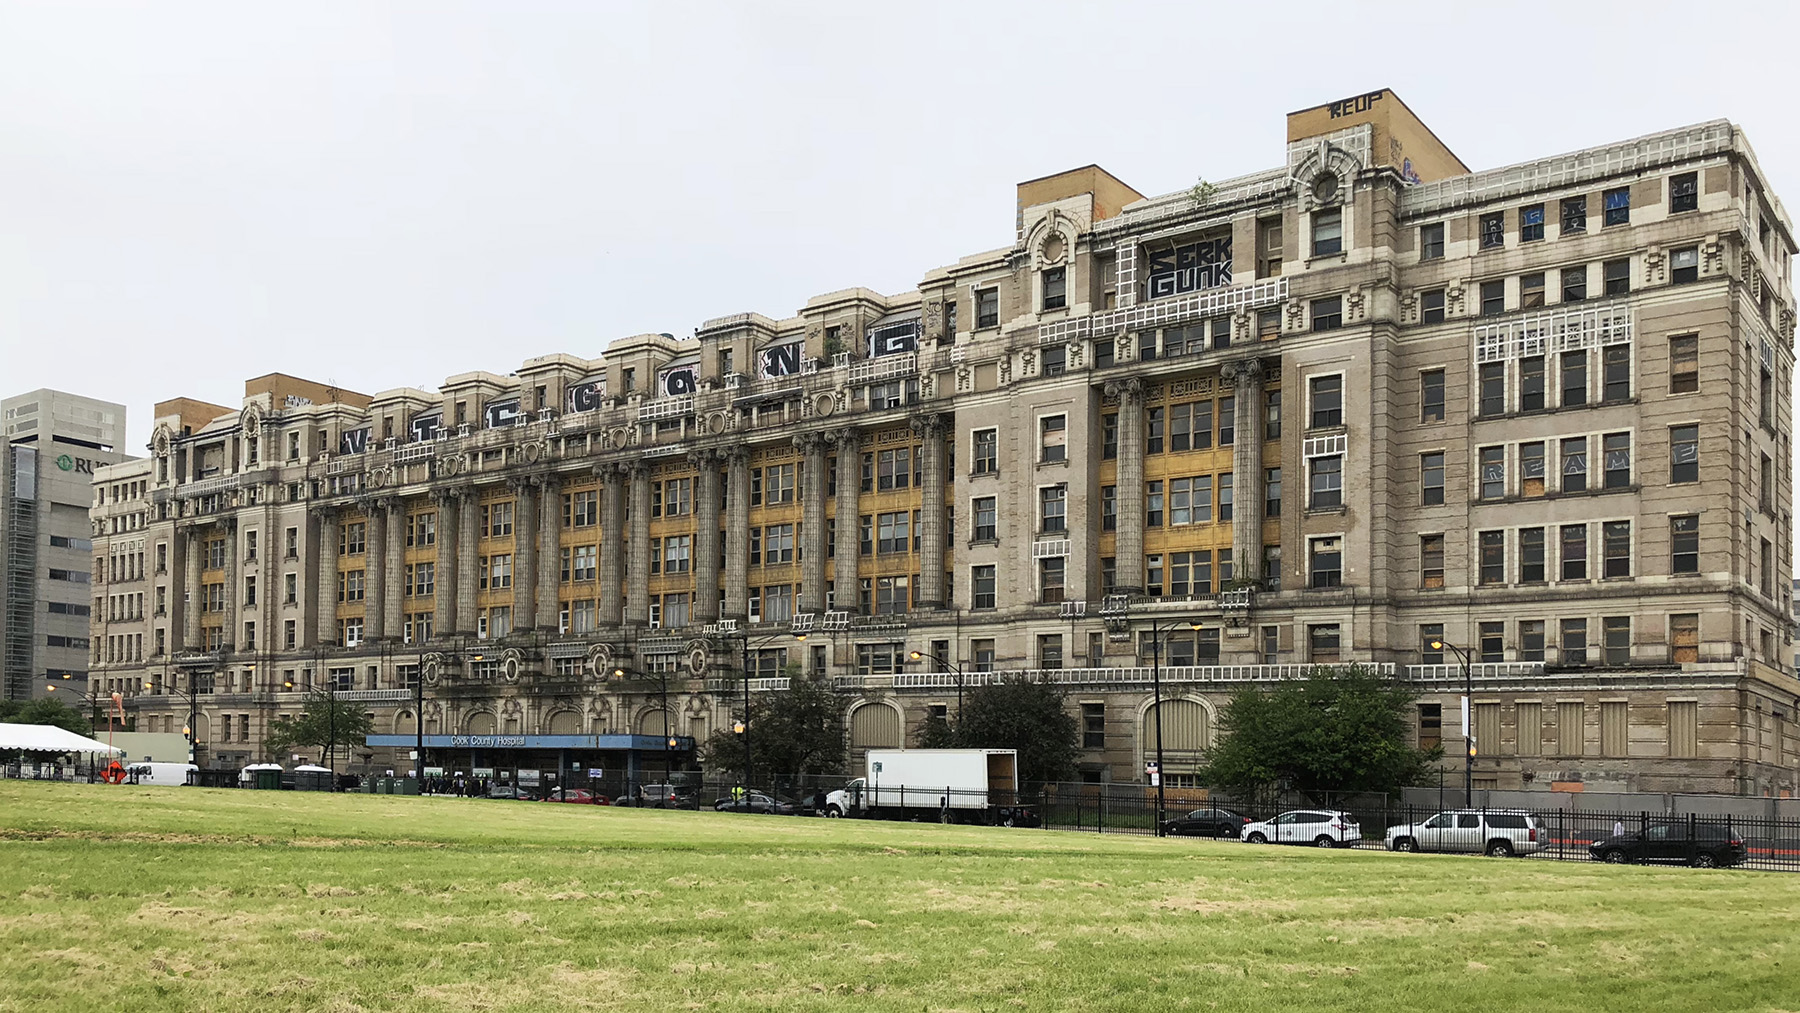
[1474,703,1502,758]
[1557,702,1584,756]
[1670,613,1699,664]
[1145,699,1211,753]
[636,709,669,736]
[1417,703,1442,750]
[1668,701,1698,758]
[547,710,582,735]
[394,710,418,735]
[1516,702,1541,756]
[849,704,901,748]
[466,711,497,735]
[1601,702,1629,757]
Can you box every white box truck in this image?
[823,749,1037,826]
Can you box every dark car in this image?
[993,805,1040,828]
[1161,807,1252,838]
[616,783,699,809]
[1589,822,1747,868]
[715,791,796,815]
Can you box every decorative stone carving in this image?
[586,642,616,678]
[683,637,713,678]
[499,648,524,684]
[422,652,445,687]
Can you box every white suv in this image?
[1240,810,1362,848]
[1386,810,1544,857]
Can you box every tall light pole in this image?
[1429,638,1475,806]
[720,629,808,795]
[1105,598,1203,837]
[145,666,201,769]
[907,650,965,718]
[608,664,676,788]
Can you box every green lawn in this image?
[1,782,1796,1012]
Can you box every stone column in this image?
[220,520,238,647]
[183,528,202,649]
[832,429,861,614]
[691,451,721,624]
[456,493,480,636]
[1105,378,1146,595]
[538,475,562,632]
[433,491,459,638]
[384,500,405,639]
[509,479,537,633]
[598,465,626,626]
[625,464,652,625]
[913,415,949,609]
[795,433,827,613]
[723,450,751,621]
[364,503,387,642]
[315,508,339,647]
[1223,359,1268,581]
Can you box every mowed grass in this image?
[2,784,1797,1013]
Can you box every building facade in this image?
[2,390,127,703]
[92,90,1800,795]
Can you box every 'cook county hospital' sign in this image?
[452,735,527,748]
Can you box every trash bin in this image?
[399,778,419,796]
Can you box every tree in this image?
[934,676,1080,787]
[698,668,846,786]
[1199,665,1441,802]
[0,697,93,737]
[264,692,374,765]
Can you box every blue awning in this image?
[366,734,693,751]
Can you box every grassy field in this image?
[2,783,1797,1012]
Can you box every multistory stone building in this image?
[2,390,127,703]
[92,90,1800,795]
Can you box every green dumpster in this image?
[254,770,281,791]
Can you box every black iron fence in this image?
[11,763,1798,872]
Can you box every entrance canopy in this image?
[0,722,124,755]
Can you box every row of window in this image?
[1430,174,1699,262]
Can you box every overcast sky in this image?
[3,1,1798,454]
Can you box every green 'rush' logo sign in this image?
[53,455,94,474]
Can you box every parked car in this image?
[485,784,535,800]
[542,788,609,805]
[1589,822,1746,868]
[615,783,698,809]
[1386,810,1543,857]
[992,805,1041,828]
[1161,807,1252,838]
[715,791,796,815]
[1241,810,1361,847]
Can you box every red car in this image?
[542,788,609,805]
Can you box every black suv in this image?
[1160,807,1252,838]
[617,783,699,809]
[1589,822,1747,868]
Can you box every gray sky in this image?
[4,1,1799,454]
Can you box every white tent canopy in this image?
[0,722,124,755]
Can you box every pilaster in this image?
[1105,377,1146,595]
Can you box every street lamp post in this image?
[1105,600,1204,837]
[717,629,808,796]
[607,664,675,788]
[145,666,202,768]
[1429,638,1475,806]
[907,650,966,718]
